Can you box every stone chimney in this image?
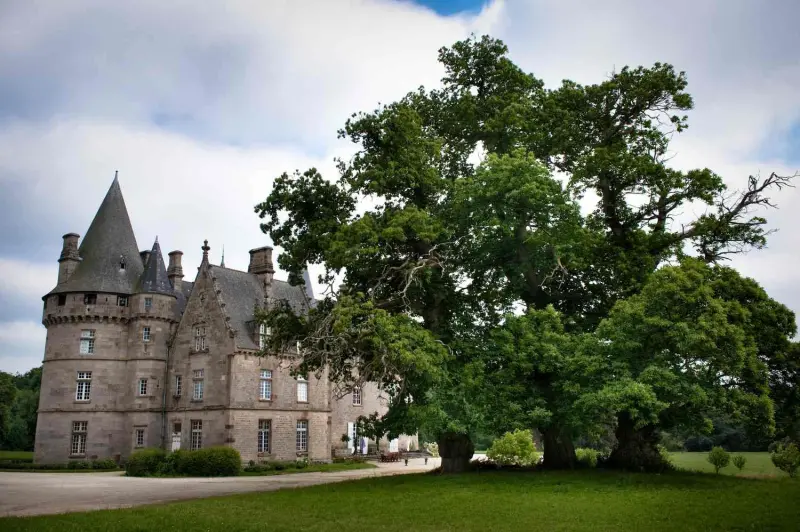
[139,250,152,266]
[248,246,274,286]
[57,233,81,285]
[167,251,184,290]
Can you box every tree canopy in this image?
[254,35,797,471]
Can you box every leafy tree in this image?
[486,429,538,466]
[770,443,800,478]
[732,455,747,471]
[254,34,795,471]
[0,372,16,447]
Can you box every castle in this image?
[34,175,415,464]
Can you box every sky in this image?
[1,0,799,374]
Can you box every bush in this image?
[771,443,800,478]
[424,442,439,457]
[176,447,241,477]
[486,430,538,467]
[576,448,599,468]
[707,446,730,474]
[126,448,167,476]
[732,455,747,471]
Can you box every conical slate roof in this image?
[49,176,144,295]
[136,239,174,296]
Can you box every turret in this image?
[167,251,184,291]
[57,233,81,285]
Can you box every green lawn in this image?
[0,451,33,461]
[670,451,785,477]
[4,469,800,531]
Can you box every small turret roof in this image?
[48,174,143,295]
[137,238,175,296]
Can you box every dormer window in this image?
[259,324,271,349]
[119,257,126,271]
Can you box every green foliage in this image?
[707,447,731,474]
[575,448,600,468]
[424,442,439,457]
[732,455,747,471]
[770,443,800,478]
[177,447,242,477]
[486,430,539,466]
[125,448,168,477]
[0,367,42,452]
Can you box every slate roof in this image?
[136,239,174,296]
[176,280,194,316]
[209,264,312,350]
[48,176,144,296]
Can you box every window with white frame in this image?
[192,369,204,400]
[258,419,271,453]
[296,420,308,452]
[296,375,308,402]
[71,421,88,455]
[134,427,145,448]
[258,324,271,349]
[194,326,207,351]
[174,375,182,397]
[142,326,151,342]
[352,386,362,406]
[191,420,202,450]
[79,330,95,354]
[75,371,92,401]
[259,369,272,400]
[138,378,148,396]
[117,295,128,307]
[144,297,152,311]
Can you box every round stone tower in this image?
[35,175,175,464]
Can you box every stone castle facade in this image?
[34,176,416,464]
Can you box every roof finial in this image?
[220,245,225,268]
[155,235,159,244]
[202,239,210,263]
[114,170,118,181]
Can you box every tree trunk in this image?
[607,413,666,472]
[438,432,474,473]
[541,425,576,469]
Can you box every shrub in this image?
[707,446,730,474]
[771,443,800,478]
[126,448,167,476]
[177,447,241,477]
[486,429,538,467]
[732,455,747,471]
[424,442,439,457]
[576,448,600,468]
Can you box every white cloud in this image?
[0,320,45,374]
[1,0,800,374]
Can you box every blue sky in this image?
[1,0,799,374]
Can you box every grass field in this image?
[670,451,784,477]
[3,468,799,531]
[241,461,375,476]
[0,451,33,461]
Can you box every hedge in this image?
[0,459,118,471]
[125,446,242,477]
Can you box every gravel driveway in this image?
[0,458,439,517]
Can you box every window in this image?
[119,258,126,271]
[138,378,148,396]
[193,369,204,400]
[142,326,151,342]
[174,375,182,397]
[258,420,271,453]
[117,295,128,307]
[296,375,308,403]
[191,420,202,450]
[194,327,207,351]
[296,420,308,452]
[71,421,88,455]
[84,293,97,305]
[79,330,95,354]
[57,294,66,306]
[134,428,145,448]
[352,386,362,406]
[258,324,271,349]
[259,370,272,400]
[75,371,92,401]
[144,297,152,311]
